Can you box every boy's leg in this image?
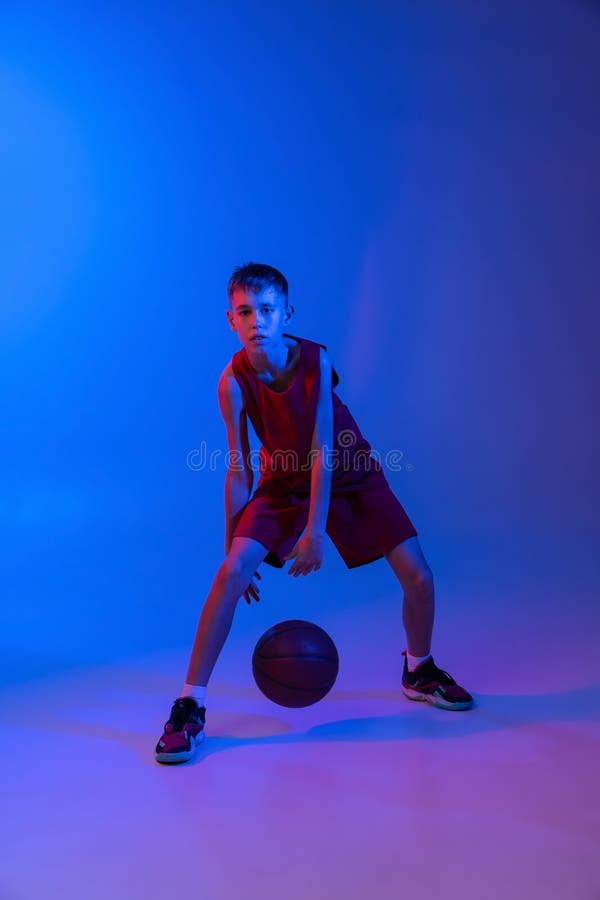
[384,535,474,710]
[155,537,270,764]
[185,536,270,686]
[384,536,434,657]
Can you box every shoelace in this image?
[165,698,195,731]
[414,658,456,686]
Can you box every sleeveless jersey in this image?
[230,333,387,493]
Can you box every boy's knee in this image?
[218,553,251,586]
[405,564,434,591]
[414,565,434,589]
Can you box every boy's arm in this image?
[306,346,334,536]
[283,347,333,575]
[217,364,253,554]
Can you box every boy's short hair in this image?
[227,262,288,304]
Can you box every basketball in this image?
[252,619,339,708]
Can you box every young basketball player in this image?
[155,263,474,764]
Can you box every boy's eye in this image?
[239,307,272,316]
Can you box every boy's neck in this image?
[246,334,294,376]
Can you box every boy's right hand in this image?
[243,570,261,605]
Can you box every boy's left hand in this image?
[283,530,325,576]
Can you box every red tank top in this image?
[230,333,386,493]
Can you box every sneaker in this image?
[401,651,474,711]
[155,697,206,764]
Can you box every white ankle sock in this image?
[181,682,207,707]
[406,651,432,672]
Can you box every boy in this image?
[155,263,473,765]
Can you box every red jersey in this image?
[230,333,387,493]
[229,332,417,569]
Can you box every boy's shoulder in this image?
[285,333,333,366]
[218,337,338,390]
[218,359,235,381]
[217,359,243,402]
[291,335,339,389]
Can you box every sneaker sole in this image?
[402,684,473,711]
[155,731,206,764]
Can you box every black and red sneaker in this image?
[155,697,206,764]
[401,651,474,711]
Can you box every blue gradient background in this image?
[2,1,598,682]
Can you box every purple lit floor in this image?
[1,568,598,900]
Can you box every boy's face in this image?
[227,286,293,350]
